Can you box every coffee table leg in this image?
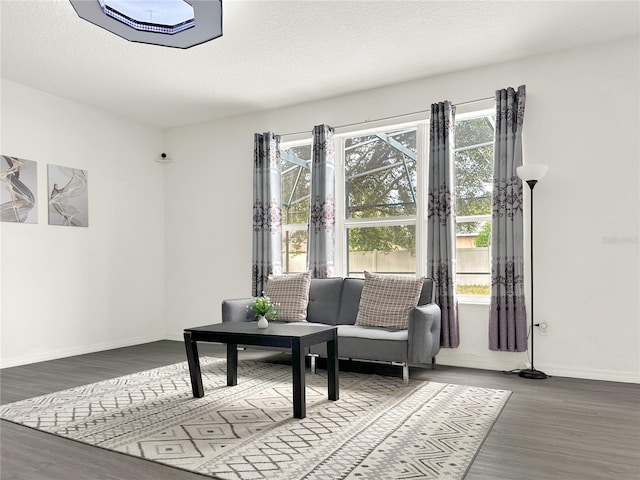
[227,343,238,386]
[184,332,204,398]
[292,340,306,419]
[327,333,339,401]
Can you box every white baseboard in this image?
[164,333,184,342]
[433,351,525,375]
[530,364,640,384]
[434,352,639,384]
[0,334,166,369]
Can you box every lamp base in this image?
[518,368,548,380]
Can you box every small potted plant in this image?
[249,294,278,328]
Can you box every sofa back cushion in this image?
[306,277,344,325]
[336,278,366,325]
[418,278,435,305]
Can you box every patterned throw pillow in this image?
[355,271,424,329]
[264,271,312,322]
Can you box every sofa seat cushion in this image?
[355,271,424,329]
[264,271,311,322]
[337,324,408,341]
[309,325,408,363]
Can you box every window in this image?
[343,127,419,277]
[281,142,311,273]
[280,107,495,300]
[454,111,495,298]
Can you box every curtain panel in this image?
[489,85,528,352]
[252,132,283,297]
[307,124,336,278]
[427,101,460,348]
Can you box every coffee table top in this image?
[185,321,337,341]
[184,322,338,347]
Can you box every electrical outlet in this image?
[538,321,550,336]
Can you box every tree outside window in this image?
[455,114,495,296]
[281,143,311,273]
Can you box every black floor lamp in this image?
[516,163,549,380]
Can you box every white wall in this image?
[0,80,166,367]
[164,38,639,383]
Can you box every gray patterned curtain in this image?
[252,132,282,297]
[427,101,459,348]
[489,85,527,352]
[307,124,336,278]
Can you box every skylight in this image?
[98,0,195,35]
[69,0,223,49]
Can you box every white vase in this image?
[257,315,269,329]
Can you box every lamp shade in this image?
[517,164,548,182]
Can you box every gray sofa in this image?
[221,277,441,381]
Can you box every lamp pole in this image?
[516,164,548,380]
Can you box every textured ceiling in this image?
[1,0,638,129]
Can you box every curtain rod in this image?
[279,95,495,138]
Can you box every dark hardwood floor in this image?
[1,340,638,480]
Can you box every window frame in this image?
[335,121,427,278]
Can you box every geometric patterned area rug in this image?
[0,357,510,480]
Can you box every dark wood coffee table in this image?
[183,321,339,419]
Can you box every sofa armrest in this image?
[222,298,255,323]
[407,303,441,364]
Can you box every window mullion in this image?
[457,214,491,223]
[344,216,416,228]
[334,135,347,277]
[415,121,428,278]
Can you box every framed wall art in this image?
[1,155,38,224]
[47,164,89,227]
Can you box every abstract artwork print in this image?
[47,164,88,227]
[1,155,38,224]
